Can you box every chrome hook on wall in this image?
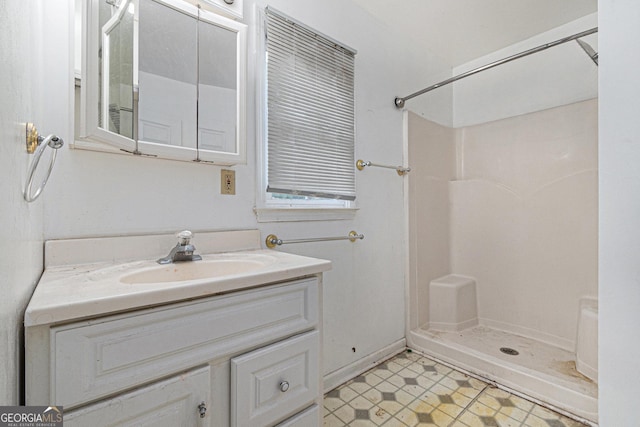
[24,123,64,202]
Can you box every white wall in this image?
[42,0,452,380]
[598,0,640,424]
[0,0,71,405]
[453,13,598,128]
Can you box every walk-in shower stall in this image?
[404,28,599,424]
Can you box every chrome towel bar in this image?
[266,231,364,248]
[356,159,411,176]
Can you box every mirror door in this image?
[137,0,198,160]
[81,0,246,164]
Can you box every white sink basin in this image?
[121,257,274,284]
[26,230,332,327]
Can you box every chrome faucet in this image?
[157,230,203,264]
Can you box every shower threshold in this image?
[408,325,597,424]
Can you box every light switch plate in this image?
[221,169,236,195]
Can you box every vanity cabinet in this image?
[26,277,323,426]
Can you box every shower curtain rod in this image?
[394,27,598,108]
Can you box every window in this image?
[258,8,356,217]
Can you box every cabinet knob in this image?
[279,381,290,392]
[198,401,207,418]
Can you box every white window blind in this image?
[265,8,356,201]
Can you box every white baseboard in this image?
[322,338,406,393]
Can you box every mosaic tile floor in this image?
[323,350,588,427]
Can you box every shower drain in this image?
[500,347,519,356]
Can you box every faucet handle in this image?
[177,230,193,245]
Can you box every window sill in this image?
[254,207,358,223]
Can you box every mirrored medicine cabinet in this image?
[79,0,247,164]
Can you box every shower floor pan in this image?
[408,325,597,424]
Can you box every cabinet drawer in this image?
[65,366,210,427]
[276,405,319,427]
[52,278,318,408]
[231,331,319,427]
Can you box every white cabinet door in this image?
[64,367,210,427]
[276,405,320,427]
[231,331,319,427]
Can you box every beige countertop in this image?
[25,230,331,327]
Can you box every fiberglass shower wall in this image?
[407,13,598,353]
[408,99,598,351]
